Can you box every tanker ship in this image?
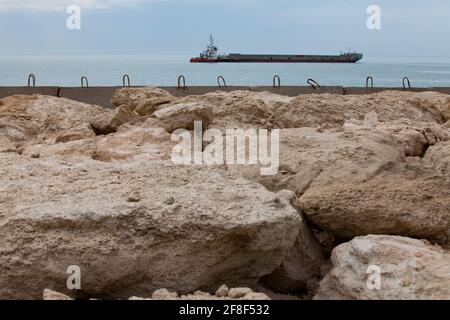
[190,36,363,63]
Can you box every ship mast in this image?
[199,35,219,59]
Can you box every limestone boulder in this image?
[228,126,405,197]
[90,105,140,135]
[0,133,16,153]
[152,102,213,132]
[301,170,450,243]
[111,87,175,116]
[21,138,97,160]
[314,235,450,300]
[22,117,172,163]
[261,191,325,292]
[406,91,450,124]
[43,289,73,301]
[42,286,271,300]
[227,123,449,244]
[425,140,450,176]
[343,114,449,157]
[275,92,449,129]
[225,125,410,252]
[92,119,174,162]
[0,153,301,299]
[150,286,270,300]
[165,90,292,130]
[0,95,107,145]
[3,89,449,301]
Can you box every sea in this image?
[1,55,450,88]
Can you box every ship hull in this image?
[190,57,220,63]
[218,59,359,63]
[191,53,363,63]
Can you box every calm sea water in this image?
[1,55,450,88]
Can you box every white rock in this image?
[42,289,73,300]
[314,235,450,300]
[228,287,253,299]
[0,154,300,299]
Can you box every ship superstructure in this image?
[190,35,223,63]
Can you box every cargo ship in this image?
[190,36,363,63]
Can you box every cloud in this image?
[0,0,255,11]
[0,0,150,11]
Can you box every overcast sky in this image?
[0,0,449,58]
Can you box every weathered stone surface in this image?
[425,140,450,176]
[215,284,229,297]
[288,116,449,242]
[43,289,73,301]
[152,288,178,300]
[314,235,450,300]
[22,138,97,161]
[92,119,174,162]
[275,92,448,129]
[112,87,292,131]
[111,87,175,116]
[174,286,270,300]
[152,102,213,132]
[228,125,405,197]
[110,90,450,132]
[431,95,450,122]
[343,114,449,157]
[228,287,254,299]
[242,292,271,300]
[90,105,140,135]
[2,90,450,300]
[21,117,173,163]
[148,286,271,300]
[0,153,300,299]
[43,286,271,300]
[262,222,325,292]
[225,118,449,247]
[261,191,325,292]
[0,133,16,153]
[300,164,450,242]
[166,90,292,130]
[225,115,449,243]
[0,95,107,144]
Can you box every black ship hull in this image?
[191,53,363,63]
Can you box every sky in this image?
[0,0,449,58]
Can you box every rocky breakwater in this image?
[0,88,449,300]
[0,93,308,299]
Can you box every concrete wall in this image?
[343,87,447,95]
[160,86,251,97]
[0,87,59,99]
[58,87,122,109]
[430,88,450,95]
[250,86,344,96]
[0,85,449,109]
